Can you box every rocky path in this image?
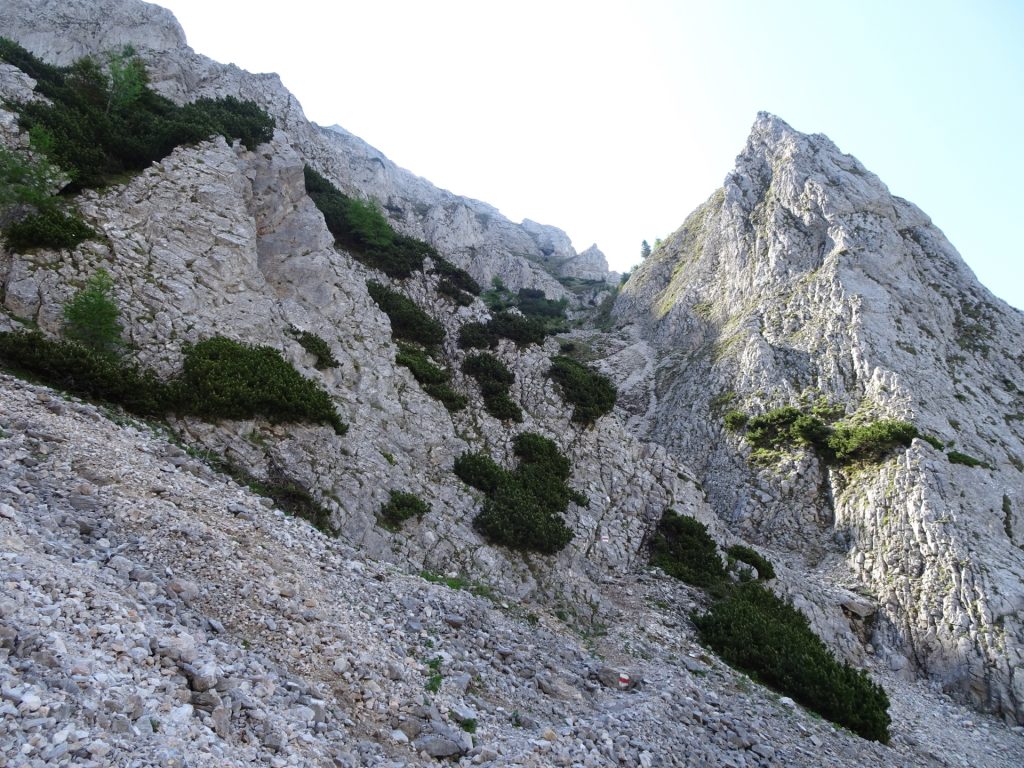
[2,373,1022,767]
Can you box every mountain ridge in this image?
[1,1,1023,766]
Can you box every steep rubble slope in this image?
[612,112,1024,723]
[4,374,1024,767]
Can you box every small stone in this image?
[391,729,409,744]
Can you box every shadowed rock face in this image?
[613,111,1024,723]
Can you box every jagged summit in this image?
[613,113,1024,722]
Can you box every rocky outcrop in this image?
[613,112,1024,723]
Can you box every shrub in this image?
[0,330,169,414]
[176,337,346,434]
[457,310,554,350]
[3,206,95,251]
[723,410,748,431]
[395,343,466,412]
[693,583,891,742]
[726,544,776,580]
[0,38,273,190]
[649,509,726,588]
[453,452,506,494]
[462,352,522,422]
[379,490,430,531]
[547,356,616,425]
[454,432,580,554]
[921,434,944,450]
[947,450,990,468]
[366,281,445,347]
[826,420,918,464]
[248,464,335,535]
[304,166,437,278]
[433,257,480,305]
[735,404,918,467]
[290,328,339,369]
[63,269,122,356]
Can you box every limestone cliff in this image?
[613,112,1024,722]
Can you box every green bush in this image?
[63,270,122,356]
[3,206,95,251]
[304,166,438,278]
[366,281,445,347]
[453,452,506,494]
[290,328,338,369]
[433,258,479,305]
[462,352,522,422]
[0,330,170,414]
[176,337,346,434]
[457,310,554,350]
[395,343,466,412]
[454,433,580,554]
[826,420,918,464]
[723,410,748,431]
[693,583,891,742]
[726,544,776,580]
[547,356,616,425]
[649,509,726,588]
[248,465,336,535]
[379,490,430,531]
[0,39,273,190]
[947,450,990,468]
[736,404,918,467]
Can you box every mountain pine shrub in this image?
[726,544,776,580]
[0,38,273,190]
[304,166,440,278]
[546,355,616,425]
[379,490,430,531]
[176,337,346,434]
[693,583,891,742]
[290,328,339,370]
[366,281,445,347]
[462,352,522,422]
[454,433,582,554]
[395,343,466,412]
[649,510,726,588]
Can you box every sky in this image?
[157,0,1023,310]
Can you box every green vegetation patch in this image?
[462,352,522,422]
[693,583,891,743]
[726,544,776,580]
[731,404,918,467]
[304,165,438,279]
[290,327,339,369]
[379,490,430,531]
[947,450,991,469]
[3,205,95,251]
[177,337,346,434]
[0,39,273,191]
[395,343,466,412]
[366,281,445,347]
[649,510,726,588]
[0,332,346,435]
[63,270,123,356]
[453,432,584,554]
[546,356,616,425]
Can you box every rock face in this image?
[2,1,1024,764]
[613,112,1024,723]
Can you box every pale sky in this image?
[157,0,1023,310]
